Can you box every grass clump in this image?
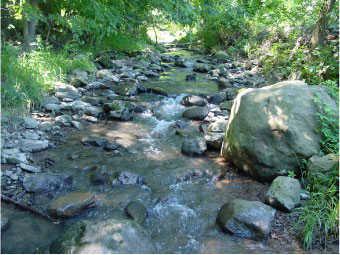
[1,37,95,113]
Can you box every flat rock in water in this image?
[216,199,276,240]
[49,219,156,253]
[49,191,96,217]
[265,176,301,212]
[182,107,209,120]
[23,173,73,193]
[81,136,109,147]
[112,171,143,185]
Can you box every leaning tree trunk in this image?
[23,0,39,51]
[310,0,336,50]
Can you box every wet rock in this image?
[216,199,276,240]
[83,96,103,106]
[220,100,234,111]
[175,129,192,138]
[143,70,160,78]
[204,133,224,150]
[181,95,206,107]
[170,120,188,129]
[23,173,73,193]
[1,215,11,231]
[104,143,119,151]
[18,139,49,153]
[96,69,120,83]
[81,136,109,147]
[39,121,54,132]
[207,92,227,104]
[181,138,207,156]
[90,166,112,185]
[224,88,238,100]
[112,171,143,185]
[19,163,41,173]
[222,81,338,181]
[23,117,38,129]
[150,87,168,96]
[182,107,209,120]
[207,120,228,133]
[49,218,156,253]
[265,176,301,212]
[49,191,96,218]
[193,63,211,73]
[125,201,147,224]
[217,77,232,89]
[161,55,174,63]
[185,73,196,81]
[54,82,81,100]
[149,64,162,72]
[71,121,84,130]
[55,114,73,126]
[133,106,146,113]
[104,101,135,121]
[307,153,339,182]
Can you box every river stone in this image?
[222,81,338,181]
[181,95,206,107]
[83,96,103,106]
[1,215,11,231]
[265,176,301,212]
[49,191,96,218]
[215,51,229,61]
[70,69,88,87]
[4,150,28,164]
[96,69,120,83]
[23,173,72,193]
[23,130,39,140]
[216,199,276,240]
[18,139,49,153]
[23,117,38,129]
[125,201,147,224]
[39,121,54,132]
[207,120,228,133]
[193,63,211,73]
[217,77,232,89]
[81,136,109,147]
[90,166,112,185]
[204,133,224,150]
[181,138,207,156]
[49,219,157,254]
[220,100,234,111]
[207,92,227,104]
[19,163,41,173]
[307,153,339,182]
[71,121,84,130]
[224,88,238,100]
[112,171,143,185]
[55,114,73,126]
[182,107,209,120]
[54,82,81,100]
[41,96,60,107]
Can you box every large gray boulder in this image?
[18,139,49,152]
[49,219,157,253]
[265,176,301,212]
[181,138,207,156]
[307,153,339,182]
[222,81,338,181]
[216,199,276,240]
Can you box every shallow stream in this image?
[1,50,303,254]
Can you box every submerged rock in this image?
[49,219,157,253]
[112,171,143,185]
[1,215,11,231]
[23,173,72,193]
[181,138,207,156]
[216,199,276,240]
[193,63,211,73]
[49,191,96,218]
[265,176,301,212]
[81,136,109,147]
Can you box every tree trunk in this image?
[23,0,39,51]
[310,0,335,50]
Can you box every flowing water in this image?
[1,50,303,254]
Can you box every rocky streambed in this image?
[1,47,335,253]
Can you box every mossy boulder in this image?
[222,81,338,181]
